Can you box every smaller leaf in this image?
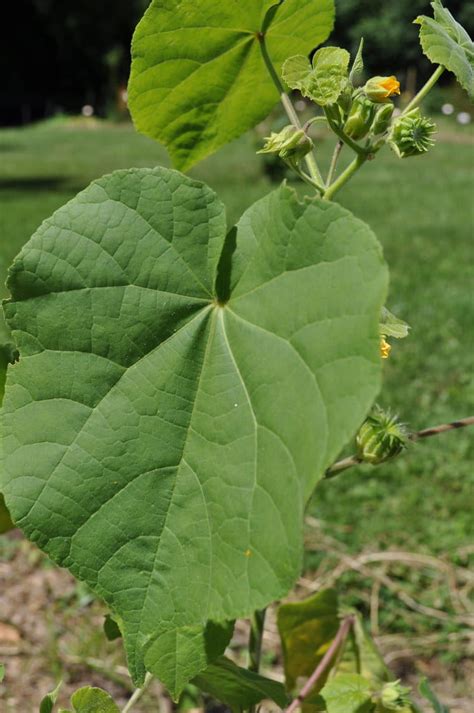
[320,673,374,713]
[379,307,410,339]
[103,614,122,641]
[0,663,5,682]
[40,681,62,713]
[419,678,449,713]
[349,38,365,84]
[193,656,290,710]
[70,687,120,713]
[415,1,474,99]
[282,55,313,90]
[283,47,350,105]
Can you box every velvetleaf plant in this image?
[0,0,473,709]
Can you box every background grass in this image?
[0,117,473,700]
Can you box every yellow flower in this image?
[365,75,401,102]
[380,338,391,359]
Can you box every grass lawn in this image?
[0,117,473,698]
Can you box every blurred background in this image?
[0,1,473,711]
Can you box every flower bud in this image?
[364,75,400,102]
[389,108,436,158]
[343,95,376,140]
[356,406,408,465]
[372,103,394,135]
[380,680,412,711]
[258,125,313,165]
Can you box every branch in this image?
[325,416,474,478]
[284,616,354,712]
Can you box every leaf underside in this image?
[1,167,387,696]
[128,0,335,169]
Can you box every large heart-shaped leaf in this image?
[415,0,474,99]
[128,0,335,169]
[1,167,387,696]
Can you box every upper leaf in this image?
[1,167,387,697]
[128,0,335,169]
[282,47,351,105]
[193,656,290,710]
[415,0,474,99]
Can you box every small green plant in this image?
[1,0,473,710]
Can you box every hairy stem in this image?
[326,140,344,187]
[285,616,354,712]
[323,154,367,201]
[325,416,474,478]
[403,65,445,115]
[122,672,154,713]
[258,34,324,187]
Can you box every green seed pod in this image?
[389,108,436,158]
[372,102,394,135]
[343,95,376,140]
[356,406,408,465]
[380,680,412,711]
[257,125,313,165]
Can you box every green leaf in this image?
[40,681,62,713]
[320,673,374,713]
[349,38,365,85]
[415,1,474,99]
[283,47,350,106]
[419,678,449,713]
[103,614,122,641]
[193,656,289,710]
[1,167,387,697]
[277,589,340,691]
[379,307,410,340]
[0,663,5,682]
[128,0,335,169]
[70,687,119,713]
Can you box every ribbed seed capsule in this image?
[356,406,408,464]
[389,108,436,158]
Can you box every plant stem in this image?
[248,608,266,673]
[258,34,324,187]
[403,65,445,115]
[325,416,474,478]
[323,154,367,201]
[285,616,354,712]
[122,672,154,713]
[326,140,344,187]
[323,109,368,157]
[248,609,266,713]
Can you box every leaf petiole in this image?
[258,34,325,188]
[402,65,445,115]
